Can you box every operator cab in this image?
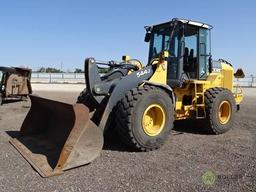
[145,18,212,87]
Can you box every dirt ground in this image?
[0,88,255,192]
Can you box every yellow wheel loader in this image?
[10,18,244,177]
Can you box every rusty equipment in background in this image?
[0,67,32,105]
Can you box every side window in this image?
[152,33,163,57]
[168,31,179,79]
[183,25,198,79]
[185,35,197,56]
[199,28,211,78]
[152,33,170,58]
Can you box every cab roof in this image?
[146,18,213,31]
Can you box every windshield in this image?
[148,24,180,79]
[148,25,173,61]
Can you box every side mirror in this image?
[144,32,151,42]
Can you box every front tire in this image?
[115,85,174,151]
[204,88,236,134]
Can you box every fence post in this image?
[250,75,254,87]
[49,73,51,83]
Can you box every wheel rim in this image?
[142,104,166,136]
[218,101,231,124]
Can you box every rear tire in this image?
[115,85,174,151]
[204,88,236,134]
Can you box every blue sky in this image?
[0,0,255,75]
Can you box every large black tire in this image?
[114,85,174,151]
[76,89,97,112]
[204,88,236,134]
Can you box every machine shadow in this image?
[7,119,210,156]
[103,119,211,152]
[2,98,25,105]
[103,129,136,152]
[172,119,211,135]
[6,130,19,138]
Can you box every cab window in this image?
[150,29,171,59]
[183,25,198,79]
[199,28,211,78]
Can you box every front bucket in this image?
[10,95,103,177]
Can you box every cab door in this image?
[198,28,211,79]
[183,25,199,79]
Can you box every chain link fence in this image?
[31,72,256,87]
[31,73,85,84]
[234,76,256,87]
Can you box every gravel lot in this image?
[0,88,255,192]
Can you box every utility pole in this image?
[60,62,63,72]
[61,62,64,79]
[250,74,253,87]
